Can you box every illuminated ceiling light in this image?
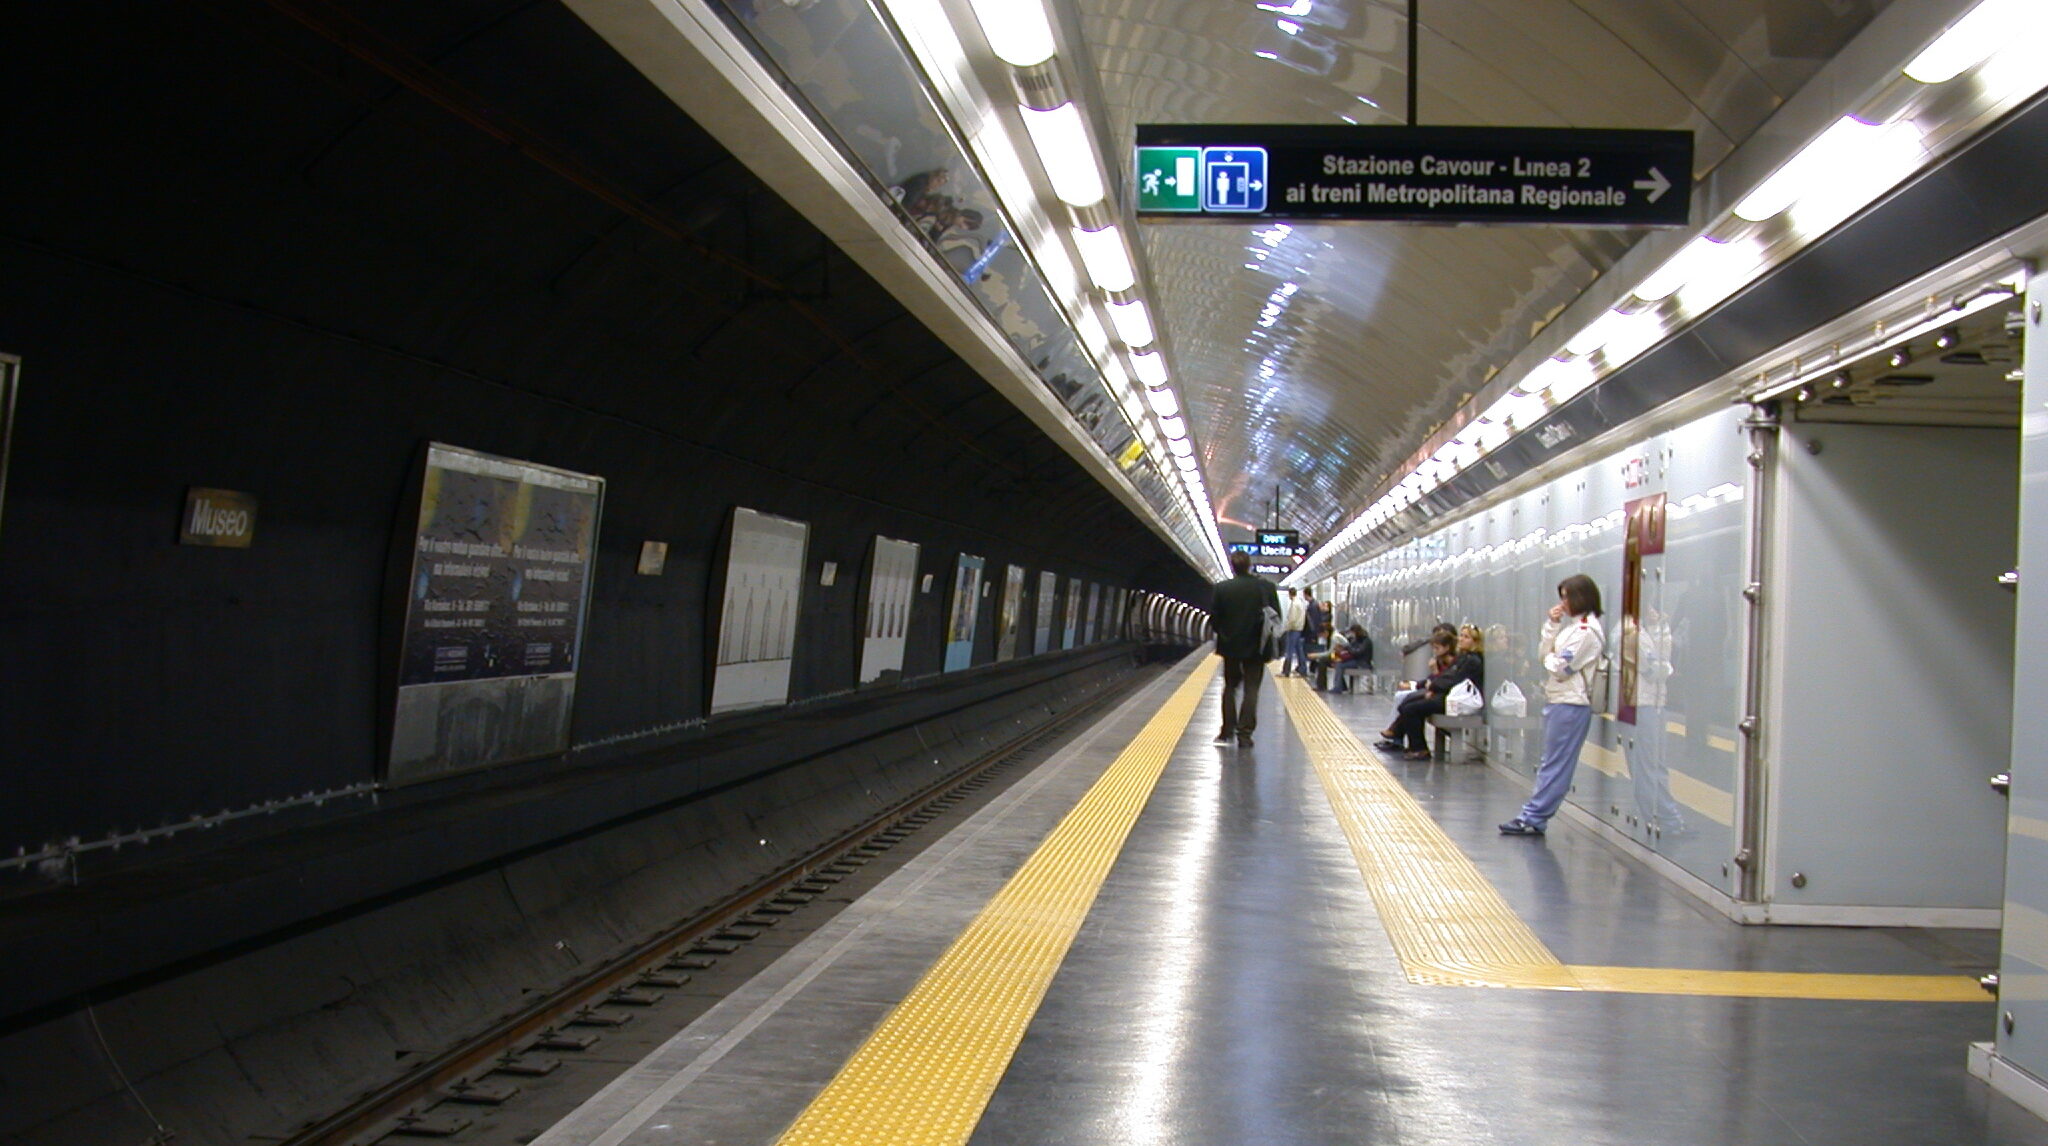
[1131,349,1169,387]
[1935,326,1959,349]
[1563,323,1608,357]
[1160,415,1187,440]
[1175,452,1199,471]
[1146,386,1180,418]
[1109,298,1156,347]
[966,0,1057,67]
[1904,0,2023,83]
[1169,437,1195,457]
[1073,224,1136,291]
[1277,19,1301,34]
[1887,348,1911,368]
[1734,117,1920,224]
[1634,237,1725,302]
[1019,102,1105,208]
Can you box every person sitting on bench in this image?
[1311,624,1373,691]
[1377,625,1484,759]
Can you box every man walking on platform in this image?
[1280,588,1308,676]
[1210,550,1282,747]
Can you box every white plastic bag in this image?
[1491,680,1527,718]
[1446,679,1484,716]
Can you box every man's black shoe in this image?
[1214,731,1236,745]
[1237,733,1255,747]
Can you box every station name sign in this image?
[1135,124,1692,227]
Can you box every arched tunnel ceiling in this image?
[1073,0,1890,538]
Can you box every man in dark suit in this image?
[1209,550,1282,746]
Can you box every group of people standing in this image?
[1208,550,1609,837]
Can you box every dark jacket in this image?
[1341,631,1374,669]
[1210,574,1282,661]
[1424,651,1482,696]
[1302,598,1326,635]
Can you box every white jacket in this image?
[1540,612,1606,705]
[1284,597,1307,629]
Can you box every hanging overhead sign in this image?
[1135,125,1692,227]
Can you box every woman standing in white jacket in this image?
[1500,574,1605,836]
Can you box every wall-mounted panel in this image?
[710,507,808,714]
[1035,571,1058,655]
[997,564,1026,661]
[388,444,603,785]
[858,535,919,687]
[944,553,984,671]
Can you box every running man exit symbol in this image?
[1202,146,1268,212]
[1135,146,1202,212]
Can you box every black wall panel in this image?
[0,1,1207,859]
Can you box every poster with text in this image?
[997,565,1026,661]
[944,554,985,671]
[1035,571,1058,656]
[859,535,920,687]
[389,444,603,785]
[711,507,810,714]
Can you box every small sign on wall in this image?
[637,541,668,576]
[820,561,838,586]
[181,487,258,548]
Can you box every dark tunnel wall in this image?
[0,1,1210,858]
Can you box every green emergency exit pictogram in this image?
[1135,146,1202,212]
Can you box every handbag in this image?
[1446,679,1484,716]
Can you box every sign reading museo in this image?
[1136,125,1692,227]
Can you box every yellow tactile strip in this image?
[773,659,1219,1146]
[1279,679,1985,1002]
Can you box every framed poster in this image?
[997,564,1026,661]
[1084,582,1102,644]
[387,444,604,785]
[1062,578,1080,649]
[859,535,920,687]
[1035,571,1058,656]
[944,554,985,672]
[711,507,809,715]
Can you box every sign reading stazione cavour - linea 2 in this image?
[1135,124,1692,227]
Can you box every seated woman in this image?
[1376,625,1484,760]
[1380,629,1453,739]
[1310,624,1372,691]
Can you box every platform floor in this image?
[530,654,2048,1146]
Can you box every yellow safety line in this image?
[773,659,1219,1146]
[1279,679,1983,1002]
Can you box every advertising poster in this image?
[389,444,603,785]
[944,554,985,672]
[1618,492,1668,725]
[711,507,810,715]
[1035,571,1058,656]
[997,565,1026,661]
[1062,579,1080,649]
[859,535,920,687]
[1085,583,1102,644]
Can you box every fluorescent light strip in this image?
[1018,102,1105,208]
[966,0,1056,67]
[1109,298,1156,347]
[1073,224,1136,292]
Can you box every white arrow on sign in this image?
[1633,166,1671,203]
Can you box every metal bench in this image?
[1425,714,1486,761]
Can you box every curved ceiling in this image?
[1073,0,1889,537]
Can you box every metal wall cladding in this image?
[1339,404,1751,891]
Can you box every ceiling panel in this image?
[1074,0,1889,539]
